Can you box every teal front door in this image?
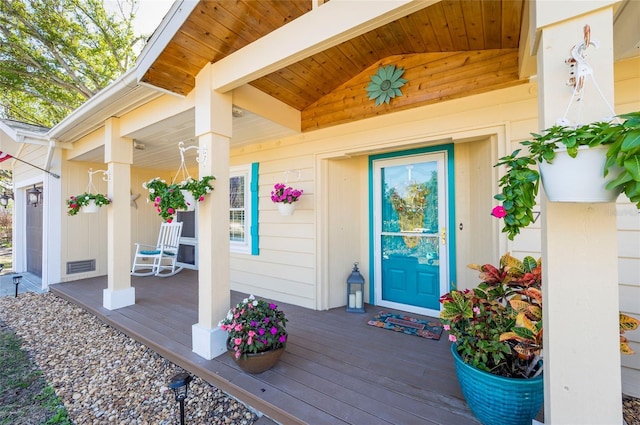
[372,152,449,316]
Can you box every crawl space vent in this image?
[66,260,96,274]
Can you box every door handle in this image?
[441,227,446,245]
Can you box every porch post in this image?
[535,2,621,423]
[192,63,232,359]
[103,117,135,310]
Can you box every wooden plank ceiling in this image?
[141,0,526,132]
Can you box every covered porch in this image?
[49,271,479,425]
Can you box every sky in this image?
[103,0,174,37]
[132,0,174,36]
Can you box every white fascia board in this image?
[135,0,199,83]
[48,68,135,140]
[533,0,618,31]
[0,122,48,147]
[0,121,18,142]
[211,0,435,92]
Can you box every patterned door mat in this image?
[367,311,443,340]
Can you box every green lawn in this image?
[0,322,71,424]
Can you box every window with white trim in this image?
[230,164,258,254]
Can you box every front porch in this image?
[49,271,478,425]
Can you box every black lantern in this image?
[27,185,40,207]
[169,372,192,425]
[0,191,12,208]
[12,275,22,298]
[346,262,365,313]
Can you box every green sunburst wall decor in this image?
[366,64,407,106]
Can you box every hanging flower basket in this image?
[143,176,215,222]
[277,202,296,216]
[81,200,100,213]
[67,193,111,216]
[539,145,622,202]
[271,183,303,216]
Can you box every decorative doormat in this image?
[367,311,443,340]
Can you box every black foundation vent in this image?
[66,260,96,274]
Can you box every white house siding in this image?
[229,151,317,309]
[61,160,111,281]
[230,79,541,309]
[61,159,172,282]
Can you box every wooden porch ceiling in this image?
[141,0,526,131]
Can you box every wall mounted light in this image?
[0,191,13,208]
[27,185,41,207]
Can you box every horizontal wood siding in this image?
[61,160,110,281]
[230,156,317,308]
[13,144,48,183]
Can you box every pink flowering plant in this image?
[440,253,543,379]
[142,176,215,222]
[270,183,303,204]
[219,295,288,359]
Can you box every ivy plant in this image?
[493,111,640,240]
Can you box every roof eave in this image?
[135,0,199,86]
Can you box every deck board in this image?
[49,271,479,425]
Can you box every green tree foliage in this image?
[0,0,143,127]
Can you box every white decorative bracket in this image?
[173,141,208,184]
[565,25,598,100]
[88,168,111,182]
[560,24,616,127]
[86,168,111,193]
[284,170,301,184]
[179,141,207,166]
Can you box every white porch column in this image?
[535,3,621,423]
[103,117,135,310]
[192,63,232,359]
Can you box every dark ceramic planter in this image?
[227,339,285,374]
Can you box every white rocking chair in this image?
[131,222,184,277]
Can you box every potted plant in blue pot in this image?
[440,253,543,425]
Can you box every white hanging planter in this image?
[277,202,296,216]
[539,145,623,203]
[81,200,100,213]
[180,190,196,211]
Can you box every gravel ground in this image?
[0,292,259,425]
[625,395,640,425]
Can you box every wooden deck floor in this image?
[49,270,479,425]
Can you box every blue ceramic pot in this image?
[451,344,544,425]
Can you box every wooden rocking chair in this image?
[131,222,184,277]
